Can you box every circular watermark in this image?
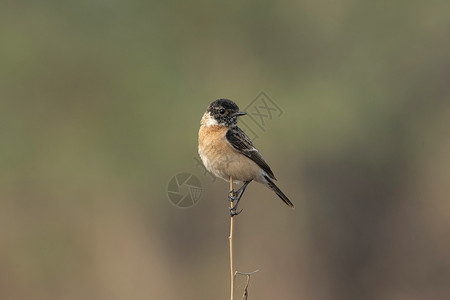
[167,172,202,208]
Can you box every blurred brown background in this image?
[1,1,450,299]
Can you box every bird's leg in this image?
[228,181,248,202]
[228,181,245,201]
[229,180,252,216]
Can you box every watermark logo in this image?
[167,173,202,208]
[239,91,283,142]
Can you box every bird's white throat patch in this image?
[201,112,219,127]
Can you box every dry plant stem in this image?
[229,179,258,300]
[229,176,235,300]
[242,275,249,300]
[235,270,259,300]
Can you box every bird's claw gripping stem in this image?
[228,190,236,202]
[229,206,243,217]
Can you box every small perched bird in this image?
[198,98,294,215]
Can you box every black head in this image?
[206,99,247,127]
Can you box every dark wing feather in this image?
[226,127,276,180]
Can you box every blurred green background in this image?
[1,1,450,299]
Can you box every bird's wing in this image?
[226,126,276,180]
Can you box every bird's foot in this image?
[229,206,243,217]
[228,190,236,202]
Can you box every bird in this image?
[198,98,294,216]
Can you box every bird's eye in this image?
[219,108,225,114]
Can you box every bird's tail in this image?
[264,175,294,208]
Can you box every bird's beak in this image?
[235,111,247,117]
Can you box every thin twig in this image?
[229,176,234,300]
[229,179,258,299]
[235,270,259,300]
[234,270,260,277]
[242,276,249,300]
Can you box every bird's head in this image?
[202,99,247,127]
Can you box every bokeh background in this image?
[1,1,450,299]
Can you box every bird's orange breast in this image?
[198,125,261,182]
[198,124,230,162]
